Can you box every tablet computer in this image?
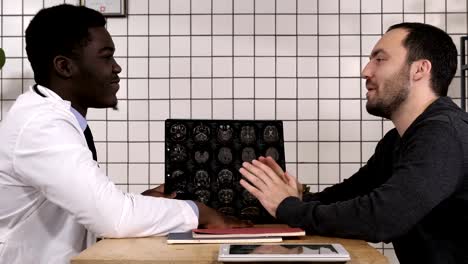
[218,243,350,262]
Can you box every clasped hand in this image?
[239,156,301,218]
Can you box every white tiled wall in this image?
[1,0,467,262]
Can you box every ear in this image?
[52,55,75,79]
[411,59,432,82]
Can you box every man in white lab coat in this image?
[0,4,247,264]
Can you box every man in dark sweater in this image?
[239,23,467,264]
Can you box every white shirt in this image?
[0,85,198,264]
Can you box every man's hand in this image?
[258,156,304,200]
[239,156,300,218]
[141,184,176,199]
[195,201,252,229]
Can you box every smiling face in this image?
[361,28,411,119]
[71,27,121,112]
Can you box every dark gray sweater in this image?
[277,97,468,264]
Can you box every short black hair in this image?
[25,4,106,85]
[387,22,457,96]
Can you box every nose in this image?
[361,61,372,80]
[113,60,122,74]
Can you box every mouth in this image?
[110,78,120,91]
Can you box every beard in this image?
[366,65,410,119]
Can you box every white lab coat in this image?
[0,85,198,264]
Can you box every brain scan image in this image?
[240,125,256,145]
[265,147,280,161]
[217,124,234,143]
[218,169,233,186]
[169,123,187,141]
[169,144,188,162]
[241,147,256,162]
[218,188,234,204]
[195,189,210,204]
[218,206,235,216]
[263,125,279,143]
[194,169,210,189]
[168,169,184,179]
[217,147,233,164]
[193,123,211,143]
[194,149,210,164]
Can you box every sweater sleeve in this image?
[277,119,463,242]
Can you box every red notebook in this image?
[192,227,305,238]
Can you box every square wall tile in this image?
[319,36,339,56]
[298,15,318,34]
[362,142,378,161]
[340,100,361,119]
[340,121,361,141]
[128,58,149,78]
[234,57,254,77]
[255,78,276,98]
[149,121,165,142]
[149,79,170,99]
[129,16,149,35]
[171,15,190,35]
[319,164,339,184]
[319,79,339,98]
[277,36,297,56]
[213,99,233,119]
[128,0,148,14]
[284,142,297,162]
[107,100,128,120]
[128,100,149,120]
[150,58,169,78]
[192,0,211,13]
[277,0,296,13]
[234,0,254,13]
[234,100,254,119]
[129,37,149,57]
[277,57,297,77]
[170,36,190,56]
[108,143,128,162]
[318,121,339,141]
[319,100,339,119]
[2,79,22,100]
[192,79,212,98]
[298,142,318,162]
[404,0,424,12]
[150,164,165,184]
[298,121,318,141]
[2,16,22,36]
[149,15,169,35]
[88,121,107,142]
[108,164,128,184]
[383,0,403,12]
[150,142,165,162]
[170,58,190,78]
[298,58,318,77]
[255,36,275,56]
[213,36,233,56]
[234,78,254,98]
[361,0,381,13]
[192,99,212,119]
[319,142,339,162]
[255,0,275,13]
[192,15,212,35]
[129,143,149,162]
[255,57,276,77]
[361,15,382,34]
[149,100,169,120]
[150,0,169,14]
[129,121,149,141]
[341,142,361,162]
[298,99,318,119]
[255,99,276,119]
[277,78,297,98]
[319,0,338,13]
[340,15,360,34]
[213,78,233,98]
[283,121,298,141]
[171,0,190,13]
[276,100,296,120]
[298,78,318,98]
[3,0,22,14]
[277,15,296,34]
[170,100,191,118]
[234,15,254,34]
[234,36,254,56]
[171,78,191,98]
[318,57,339,77]
[319,15,339,34]
[213,0,232,13]
[340,0,360,13]
[129,163,149,184]
[192,58,212,78]
[213,15,233,34]
[255,15,275,34]
[362,121,383,141]
[192,36,212,56]
[298,164,318,184]
[212,57,233,77]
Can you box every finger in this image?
[168,192,177,199]
[239,178,263,200]
[261,156,286,178]
[251,159,284,185]
[239,167,269,191]
[154,184,165,193]
[241,162,272,186]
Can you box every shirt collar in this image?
[34,84,88,132]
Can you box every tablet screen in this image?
[229,244,339,255]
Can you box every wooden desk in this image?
[71,235,388,264]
